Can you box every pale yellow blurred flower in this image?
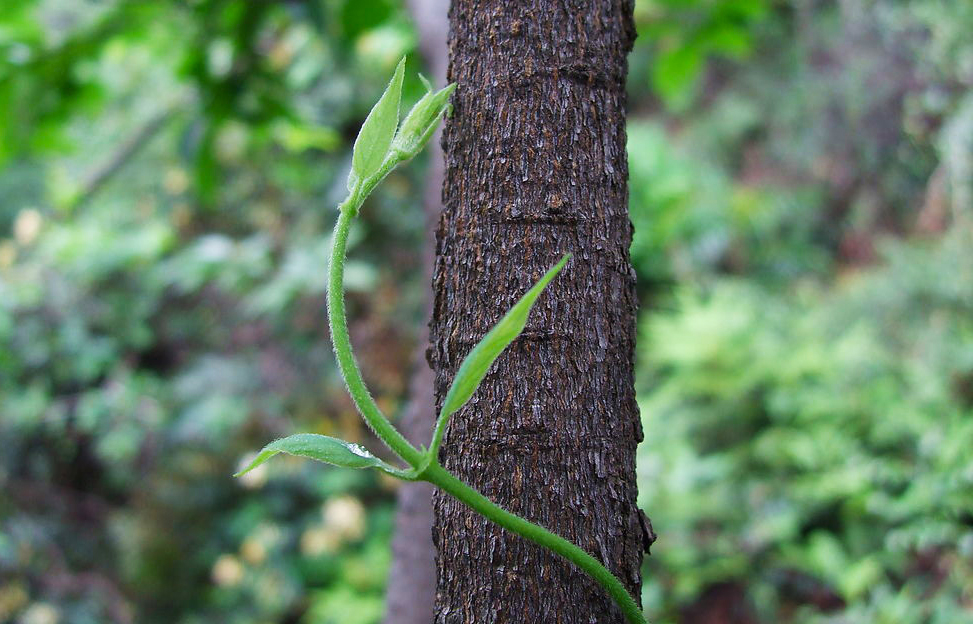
[21,603,60,624]
[300,527,341,557]
[211,554,244,586]
[323,495,365,541]
[14,209,42,246]
[163,168,190,195]
[240,537,267,565]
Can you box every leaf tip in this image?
[233,463,255,478]
[543,253,571,284]
[392,55,407,87]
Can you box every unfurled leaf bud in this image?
[391,82,457,162]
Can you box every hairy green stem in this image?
[328,181,646,624]
[328,196,423,467]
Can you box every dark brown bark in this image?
[431,2,643,622]
[383,3,449,623]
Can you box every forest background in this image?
[1,1,971,623]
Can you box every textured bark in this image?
[431,2,644,622]
[382,2,449,623]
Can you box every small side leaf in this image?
[391,82,456,162]
[439,254,571,422]
[351,57,406,183]
[234,433,395,477]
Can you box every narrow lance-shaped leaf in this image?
[234,433,398,477]
[350,57,406,184]
[438,254,571,424]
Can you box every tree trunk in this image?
[431,2,644,622]
[383,2,449,623]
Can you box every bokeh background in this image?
[1,1,971,623]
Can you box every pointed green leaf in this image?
[234,433,396,477]
[439,254,571,422]
[391,82,456,161]
[351,57,405,182]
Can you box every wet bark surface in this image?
[431,2,644,622]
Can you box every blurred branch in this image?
[70,95,191,210]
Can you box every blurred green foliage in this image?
[637,228,973,622]
[634,0,771,111]
[1,0,972,622]
[631,0,973,621]
[2,1,425,622]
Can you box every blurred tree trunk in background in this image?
[382,2,449,624]
[431,1,647,622]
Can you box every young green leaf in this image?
[234,433,396,477]
[351,57,406,183]
[430,254,571,452]
[391,82,456,161]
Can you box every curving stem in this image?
[422,463,647,624]
[328,194,424,468]
[327,183,647,624]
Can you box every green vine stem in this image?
[423,463,647,624]
[234,61,647,623]
[326,178,647,624]
[328,187,424,469]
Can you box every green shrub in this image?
[637,226,973,622]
